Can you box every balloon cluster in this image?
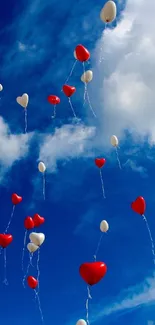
[5,2,154,325]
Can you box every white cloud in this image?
[93,0,155,142]
[18,41,37,54]
[92,275,155,322]
[39,123,96,171]
[18,42,27,52]
[0,116,31,169]
[123,158,147,176]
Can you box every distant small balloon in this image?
[75,45,90,62]
[111,135,118,147]
[16,93,29,108]
[100,220,109,232]
[100,1,117,23]
[27,242,39,253]
[81,70,93,83]
[0,84,3,91]
[76,320,87,325]
[27,276,38,289]
[29,232,45,247]
[38,162,46,173]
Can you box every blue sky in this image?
[0,0,155,324]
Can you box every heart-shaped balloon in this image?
[12,193,22,205]
[95,158,106,168]
[33,214,45,227]
[29,232,45,246]
[76,320,87,325]
[27,242,39,253]
[24,217,34,230]
[79,261,107,286]
[131,196,146,215]
[16,93,29,108]
[62,85,76,97]
[75,44,90,62]
[47,95,60,105]
[0,234,13,248]
[27,276,38,289]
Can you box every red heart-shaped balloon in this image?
[131,196,146,215]
[11,193,22,205]
[0,234,13,248]
[47,95,60,105]
[95,158,106,168]
[79,261,107,286]
[24,217,34,230]
[75,44,90,62]
[33,214,45,227]
[27,276,38,289]
[62,85,76,97]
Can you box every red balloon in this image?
[0,234,13,248]
[79,262,107,286]
[47,95,60,105]
[131,196,146,215]
[95,158,106,168]
[62,85,76,97]
[27,276,38,289]
[24,217,34,230]
[33,214,45,227]
[11,193,22,205]
[75,44,90,62]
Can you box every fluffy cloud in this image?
[0,116,31,168]
[93,0,155,142]
[92,274,155,322]
[39,123,96,171]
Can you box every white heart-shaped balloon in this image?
[29,232,45,246]
[27,242,39,253]
[16,93,29,108]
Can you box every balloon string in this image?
[3,249,8,285]
[43,173,45,201]
[51,105,56,119]
[4,205,15,233]
[93,234,103,261]
[22,253,33,288]
[99,169,106,199]
[68,98,77,118]
[29,252,34,266]
[115,147,122,170]
[82,63,87,104]
[65,60,77,84]
[99,23,107,64]
[86,91,96,118]
[22,230,27,271]
[86,286,92,325]
[24,109,27,133]
[34,290,44,324]
[142,215,155,265]
[37,248,40,291]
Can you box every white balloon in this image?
[81,70,93,83]
[100,220,109,232]
[29,232,45,246]
[16,93,29,108]
[76,320,87,325]
[100,1,117,23]
[38,162,46,173]
[111,135,118,147]
[0,84,3,91]
[27,242,39,253]
[74,50,77,59]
